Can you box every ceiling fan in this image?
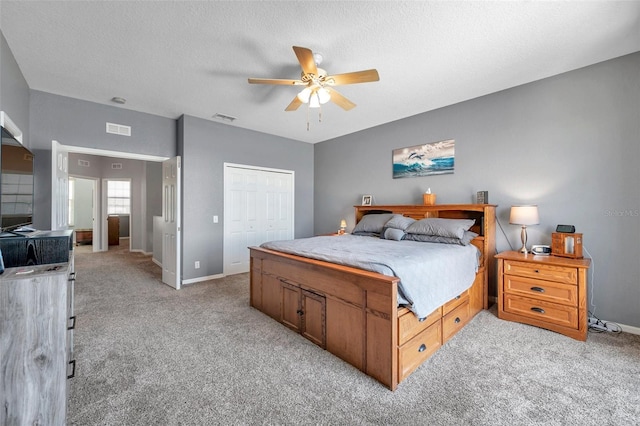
[248,46,379,112]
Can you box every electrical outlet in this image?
[194,261,200,269]
[213,215,218,223]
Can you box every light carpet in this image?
[68,245,640,425]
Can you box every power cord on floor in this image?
[588,311,622,334]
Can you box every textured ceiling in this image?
[1,1,639,143]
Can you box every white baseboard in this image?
[152,258,161,267]
[182,273,225,285]
[613,322,640,336]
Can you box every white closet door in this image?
[264,172,293,242]
[224,164,294,275]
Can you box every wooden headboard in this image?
[354,204,497,300]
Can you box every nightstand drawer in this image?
[504,276,578,306]
[504,260,577,285]
[442,300,470,342]
[398,320,442,381]
[503,294,578,329]
[398,307,441,346]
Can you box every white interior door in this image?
[162,157,181,289]
[224,164,294,275]
[51,140,69,230]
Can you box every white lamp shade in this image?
[317,88,331,104]
[297,87,312,103]
[309,92,321,108]
[509,205,539,225]
[340,219,347,228]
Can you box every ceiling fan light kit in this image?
[248,46,379,129]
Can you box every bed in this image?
[249,204,496,390]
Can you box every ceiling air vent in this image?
[111,163,123,170]
[78,159,90,167]
[106,122,132,136]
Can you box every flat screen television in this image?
[1,126,35,232]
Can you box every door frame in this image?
[222,162,295,275]
[52,142,169,254]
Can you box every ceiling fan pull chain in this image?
[319,105,322,123]
[306,104,310,131]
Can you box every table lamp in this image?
[510,205,539,253]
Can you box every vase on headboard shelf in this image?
[423,193,436,205]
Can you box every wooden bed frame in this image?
[249,204,496,390]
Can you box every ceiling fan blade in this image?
[325,69,380,85]
[325,87,356,111]
[285,96,303,111]
[248,78,304,85]
[292,46,318,76]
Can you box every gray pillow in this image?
[352,213,398,235]
[382,227,405,241]
[404,231,478,246]
[405,218,475,239]
[384,215,416,231]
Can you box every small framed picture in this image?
[362,195,372,206]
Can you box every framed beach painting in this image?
[392,139,455,179]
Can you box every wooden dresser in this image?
[0,255,76,425]
[496,251,590,341]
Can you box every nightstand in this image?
[496,251,591,341]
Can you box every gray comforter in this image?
[260,235,480,318]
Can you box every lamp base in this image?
[519,225,528,254]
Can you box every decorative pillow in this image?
[352,213,399,235]
[405,218,475,239]
[384,215,416,231]
[404,231,479,246]
[381,227,405,241]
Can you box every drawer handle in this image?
[68,315,76,330]
[67,359,76,379]
[296,310,304,316]
[534,269,540,273]
[455,294,461,300]
[531,307,545,314]
[454,317,461,324]
[530,287,545,293]
[418,317,426,322]
[418,344,427,352]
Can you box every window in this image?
[107,180,130,214]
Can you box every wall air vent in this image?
[106,122,132,136]
[212,113,237,123]
[78,159,90,167]
[111,163,123,170]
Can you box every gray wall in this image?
[315,52,640,328]
[0,31,30,148]
[179,115,314,281]
[29,90,176,230]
